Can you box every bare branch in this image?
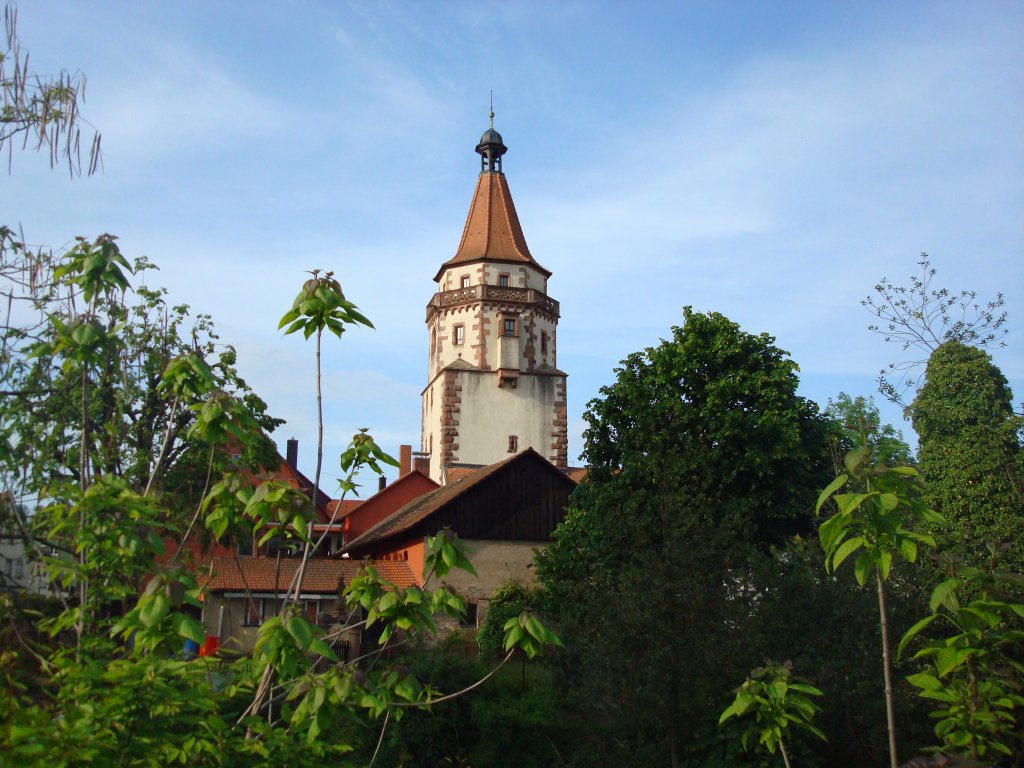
[863,253,1008,404]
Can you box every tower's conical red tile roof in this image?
[434,124,550,281]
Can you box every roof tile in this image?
[202,556,416,593]
[435,173,550,280]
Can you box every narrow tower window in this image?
[503,318,516,337]
[460,275,470,289]
[498,273,510,287]
[454,325,465,345]
[508,435,518,453]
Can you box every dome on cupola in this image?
[479,126,504,146]
[475,108,507,174]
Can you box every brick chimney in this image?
[398,444,412,477]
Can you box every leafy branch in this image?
[1,3,102,176]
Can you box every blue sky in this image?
[4,1,1022,491]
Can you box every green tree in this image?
[740,538,931,765]
[477,580,533,656]
[825,392,913,473]
[0,233,280,515]
[911,341,1023,571]
[899,553,1024,762]
[538,308,833,767]
[1,255,560,764]
[816,447,943,768]
[719,662,826,767]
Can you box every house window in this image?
[454,325,464,345]
[236,534,253,557]
[305,600,319,623]
[460,602,478,629]
[541,331,548,354]
[498,273,510,287]
[460,275,470,289]
[508,435,518,453]
[245,598,263,627]
[503,318,516,337]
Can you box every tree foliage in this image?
[825,392,913,473]
[1,3,101,175]
[538,308,834,766]
[719,662,826,767]
[477,580,533,656]
[899,555,1024,761]
[912,341,1023,572]
[0,231,280,514]
[817,445,943,768]
[863,254,1008,406]
[0,252,561,764]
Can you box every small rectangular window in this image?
[460,275,470,288]
[541,331,549,354]
[460,603,479,629]
[498,274,510,287]
[508,435,518,453]
[454,325,465,345]
[503,318,516,337]
[236,534,253,557]
[245,598,263,627]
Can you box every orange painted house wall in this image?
[344,471,438,543]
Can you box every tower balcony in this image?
[426,285,559,320]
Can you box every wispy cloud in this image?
[90,41,289,163]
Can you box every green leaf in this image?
[898,614,938,658]
[815,474,847,514]
[787,683,824,697]
[139,595,170,628]
[817,512,849,556]
[853,551,873,587]
[831,536,865,570]
[898,537,918,563]
[844,446,871,474]
[877,549,893,580]
[171,612,206,645]
[285,614,315,651]
[935,646,971,676]
[929,578,961,612]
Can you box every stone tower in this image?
[420,115,568,482]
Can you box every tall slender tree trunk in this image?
[76,359,90,655]
[290,329,323,602]
[876,569,898,768]
[779,738,792,768]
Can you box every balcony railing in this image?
[427,285,559,317]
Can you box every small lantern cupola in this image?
[475,108,507,174]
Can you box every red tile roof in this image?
[202,556,416,593]
[435,172,550,281]
[326,499,363,520]
[566,466,588,483]
[443,466,481,483]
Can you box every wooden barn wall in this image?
[419,461,573,541]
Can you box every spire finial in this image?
[489,91,494,128]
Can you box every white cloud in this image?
[90,40,289,163]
